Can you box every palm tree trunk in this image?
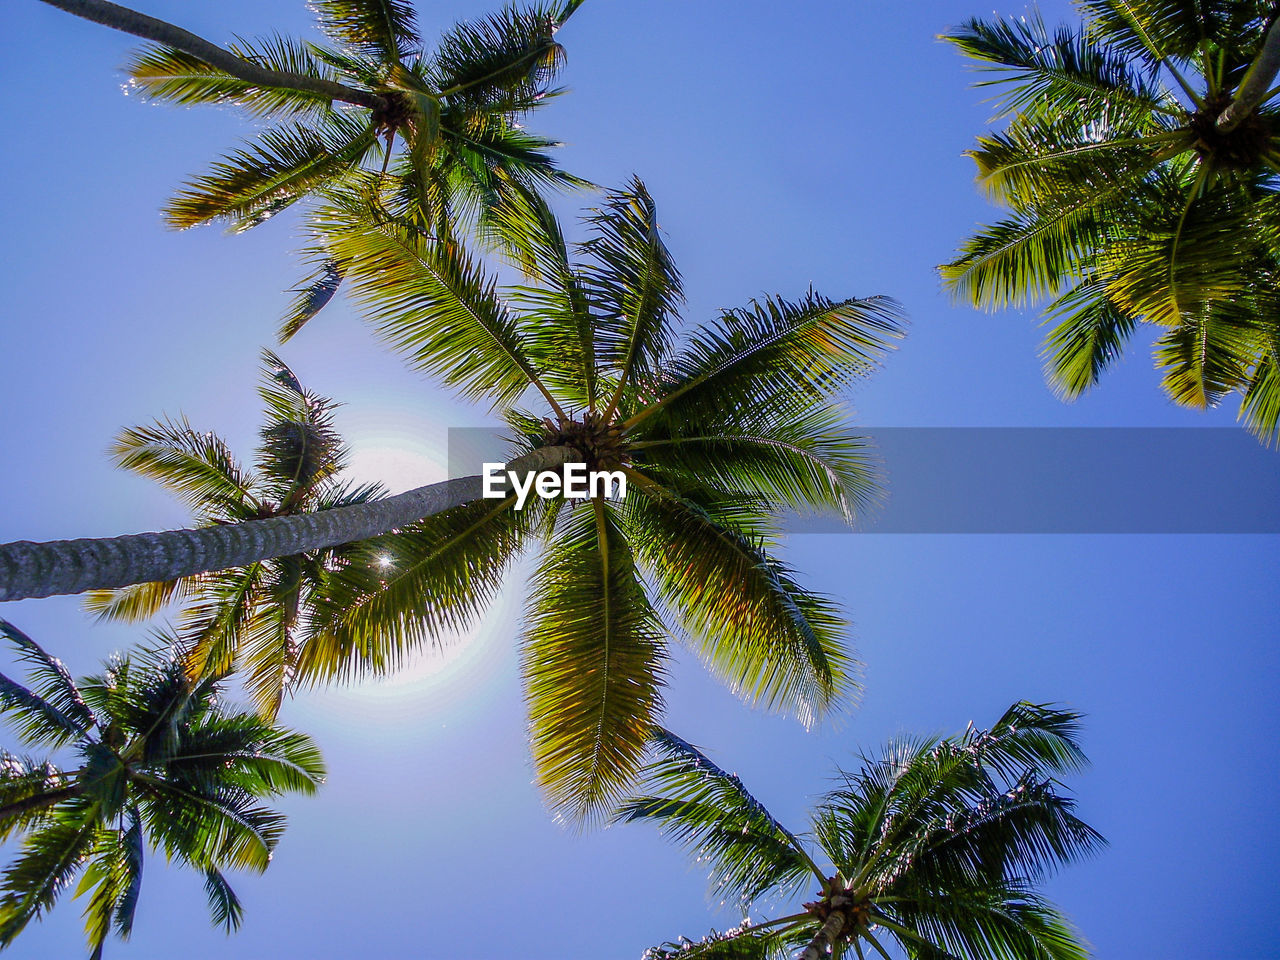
[38,0,382,109]
[1217,13,1280,132]
[798,912,847,960]
[0,446,574,602]
[0,784,82,821]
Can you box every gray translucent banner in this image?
[448,427,1279,534]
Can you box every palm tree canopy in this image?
[622,702,1104,960]
[303,178,905,821]
[83,351,397,718]
[942,1,1280,442]
[111,0,592,338]
[0,619,324,957]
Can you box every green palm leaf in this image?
[1155,304,1262,407]
[1041,278,1140,398]
[523,500,667,823]
[322,204,558,409]
[202,868,243,932]
[279,259,346,342]
[632,400,880,520]
[879,884,1090,960]
[84,579,189,624]
[433,3,567,111]
[77,806,143,958]
[0,801,101,946]
[632,293,901,435]
[578,179,683,416]
[0,621,94,743]
[946,13,1176,121]
[1241,349,1280,441]
[125,36,339,119]
[313,0,419,60]
[107,418,255,522]
[626,489,855,726]
[616,728,818,906]
[302,496,535,683]
[164,115,378,231]
[643,926,789,960]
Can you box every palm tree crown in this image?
[302,178,905,821]
[942,1,1280,441]
[0,619,325,957]
[115,0,590,337]
[622,703,1103,960]
[84,351,393,718]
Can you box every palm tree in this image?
[941,2,1280,442]
[0,619,325,957]
[0,181,901,819]
[621,702,1103,960]
[82,351,399,718]
[295,178,903,819]
[41,0,590,337]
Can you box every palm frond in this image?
[634,293,902,431]
[177,566,265,684]
[1155,305,1262,407]
[626,490,856,727]
[313,0,419,59]
[201,868,243,932]
[1041,278,1140,398]
[942,194,1117,309]
[878,883,1090,960]
[76,807,143,956]
[135,779,281,873]
[433,3,566,112]
[945,13,1176,121]
[125,37,339,119]
[84,579,189,625]
[643,924,791,960]
[109,418,255,521]
[523,501,668,824]
[171,716,325,797]
[1077,0,1225,65]
[1241,350,1280,442]
[321,201,556,409]
[579,179,682,415]
[616,728,818,906]
[0,621,94,742]
[279,259,346,342]
[236,600,294,720]
[164,115,377,231]
[301,495,534,684]
[631,403,881,521]
[0,803,100,946]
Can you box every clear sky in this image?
[1,1,1277,958]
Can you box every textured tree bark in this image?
[798,912,847,960]
[0,784,82,822]
[1217,13,1280,132]
[38,0,382,109]
[0,446,575,602]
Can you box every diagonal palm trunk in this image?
[1217,12,1280,132]
[0,785,83,822]
[0,447,573,602]
[38,0,382,109]
[798,905,848,960]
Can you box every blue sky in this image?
[1,1,1278,957]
